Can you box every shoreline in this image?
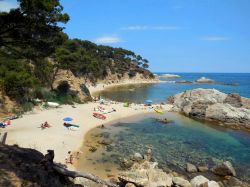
[87,78,162,96]
[2,79,171,171]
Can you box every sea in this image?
[77,73,250,182]
[98,73,250,103]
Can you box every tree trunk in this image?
[53,163,119,187]
[0,132,7,144]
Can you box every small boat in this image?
[93,112,106,120]
[47,102,60,108]
[154,109,163,114]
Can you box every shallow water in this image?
[98,73,250,103]
[77,113,250,182]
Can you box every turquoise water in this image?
[99,73,250,103]
[88,113,250,182]
[87,73,250,182]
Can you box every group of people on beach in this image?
[0,119,11,128]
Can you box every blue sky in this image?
[1,0,250,73]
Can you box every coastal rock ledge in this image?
[168,88,250,130]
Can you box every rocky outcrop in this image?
[169,88,250,130]
[116,149,250,187]
[196,77,215,83]
[53,69,91,101]
[119,161,173,187]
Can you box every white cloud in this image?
[94,36,122,44]
[200,36,229,41]
[121,25,181,31]
[0,0,19,12]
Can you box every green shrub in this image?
[21,102,34,112]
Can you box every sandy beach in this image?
[87,78,161,95]
[1,80,172,169]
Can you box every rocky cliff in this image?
[168,88,250,130]
[52,68,157,102]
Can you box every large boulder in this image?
[190,175,209,187]
[170,89,250,130]
[203,181,220,187]
[212,161,236,177]
[119,161,172,187]
[186,163,198,173]
[173,177,192,187]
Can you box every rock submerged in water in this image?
[212,161,236,177]
[98,139,113,145]
[157,118,174,124]
[186,163,198,173]
[159,74,181,78]
[176,80,193,84]
[169,88,250,130]
[198,165,209,172]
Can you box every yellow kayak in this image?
[154,109,163,114]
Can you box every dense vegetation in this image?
[0,0,153,109]
[55,39,151,82]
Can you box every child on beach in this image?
[65,151,73,164]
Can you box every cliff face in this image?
[52,69,92,102]
[0,144,76,187]
[52,67,156,102]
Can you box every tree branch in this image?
[53,163,119,187]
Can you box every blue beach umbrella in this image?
[63,117,73,122]
[145,99,153,104]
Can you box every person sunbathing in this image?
[44,121,51,128]
[41,121,51,129]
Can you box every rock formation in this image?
[195,77,215,83]
[212,161,236,177]
[52,69,92,101]
[169,88,250,130]
[119,161,173,187]
[159,74,181,78]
